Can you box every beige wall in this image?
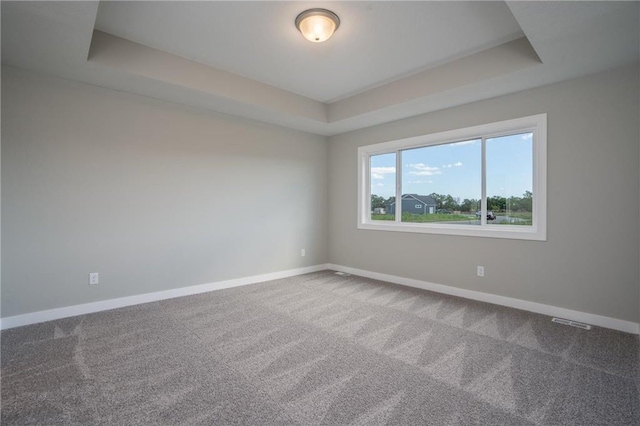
[1,67,328,317]
[328,64,640,323]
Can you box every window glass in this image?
[401,140,481,225]
[357,114,546,240]
[486,132,533,226]
[370,153,396,221]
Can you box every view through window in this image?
[360,114,546,240]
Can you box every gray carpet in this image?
[2,270,639,425]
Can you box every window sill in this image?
[358,221,546,241]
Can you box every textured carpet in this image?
[2,270,639,425]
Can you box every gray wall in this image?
[3,63,639,324]
[328,64,640,323]
[2,67,328,317]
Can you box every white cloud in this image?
[410,171,440,176]
[442,161,463,169]
[371,166,396,180]
[521,133,533,140]
[451,140,479,146]
[376,183,384,187]
[408,163,441,176]
[407,180,434,184]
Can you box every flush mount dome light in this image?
[295,8,340,43]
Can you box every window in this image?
[358,114,546,240]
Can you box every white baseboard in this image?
[4,263,637,335]
[0,264,330,330]
[327,264,640,335]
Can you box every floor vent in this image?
[552,317,592,330]
[334,271,351,277]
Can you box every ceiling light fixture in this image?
[295,8,340,43]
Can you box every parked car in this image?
[436,209,451,214]
[475,211,496,220]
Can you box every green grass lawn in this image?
[371,211,533,226]
[493,211,532,226]
[371,213,476,223]
[503,211,532,219]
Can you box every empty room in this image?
[2,1,639,424]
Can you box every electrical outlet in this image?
[89,272,99,285]
[477,266,484,277]
[301,249,306,257]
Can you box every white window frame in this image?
[357,114,547,241]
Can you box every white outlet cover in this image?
[89,272,99,285]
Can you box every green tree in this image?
[507,196,522,212]
[487,196,506,211]
[429,193,445,209]
[460,198,479,212]
[521,190,533,212]
[442,195,460,211]
[371,194,386,209]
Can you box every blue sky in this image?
[371,133,533,200]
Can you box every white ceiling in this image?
[2,1,639,136]
[95,1,524,103]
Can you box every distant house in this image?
[373,207,386,215]
[387,194,437,215]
